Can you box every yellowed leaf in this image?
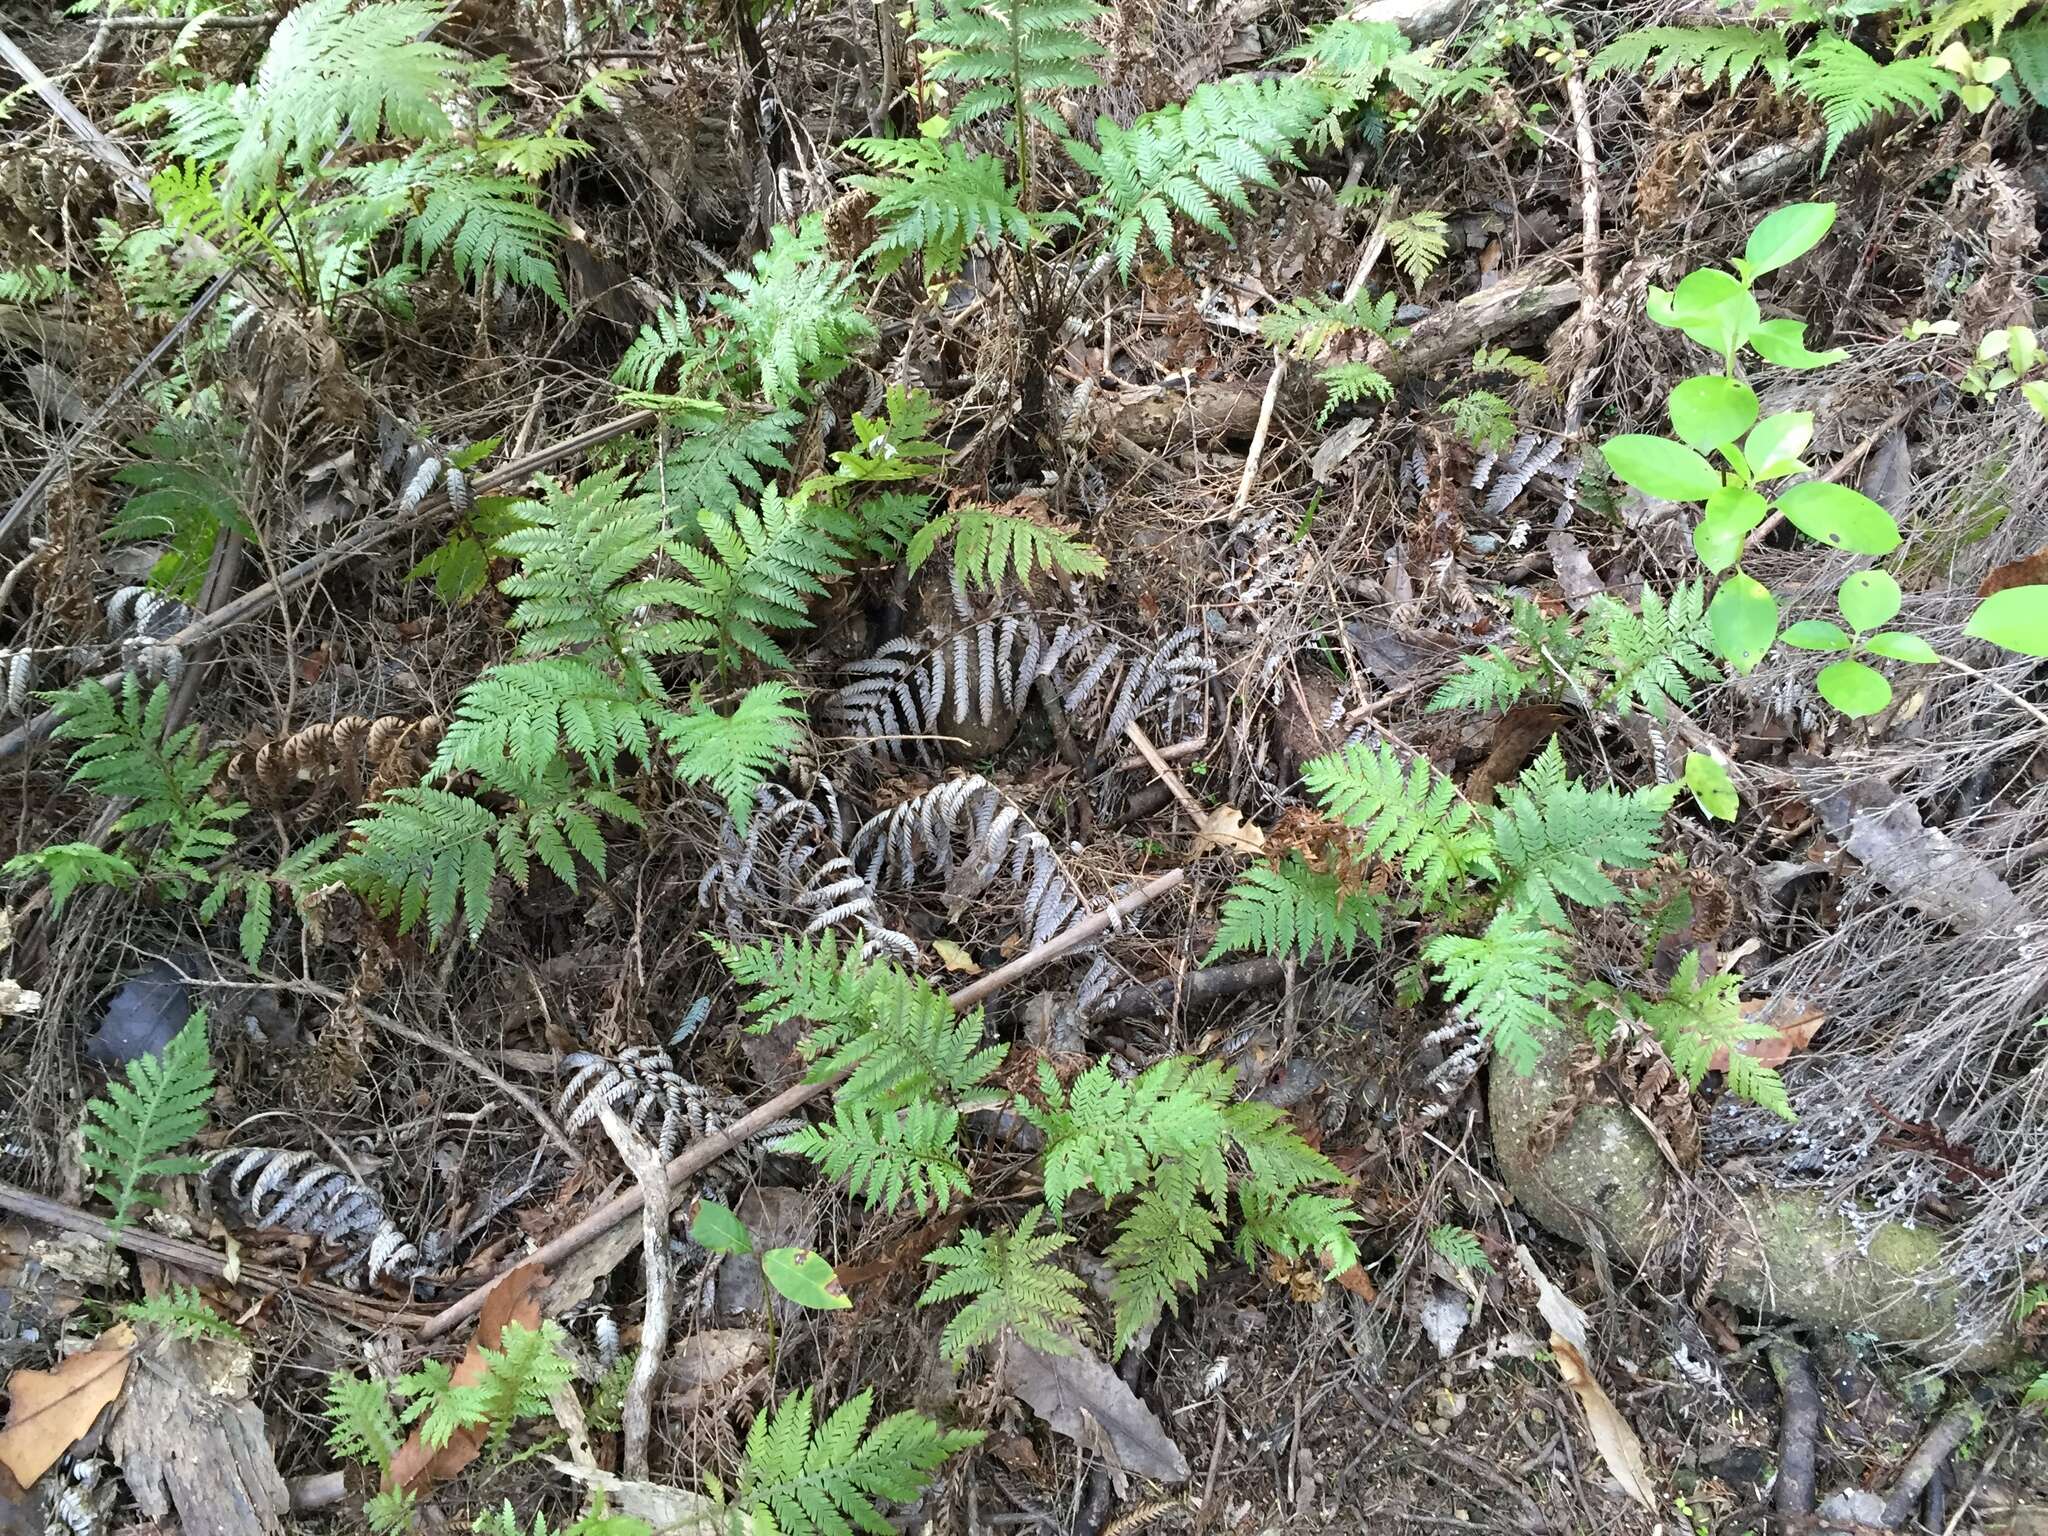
[0,1324,135,1487]
[1193,804,1266,858]
[1514,1247,1655,1509]
[931,939,981,975]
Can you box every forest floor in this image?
[2,0,2047,1533]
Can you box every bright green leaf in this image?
[1776,481,1902,555]
[1865,631,1940,664]
[690,1200,753,1256]
[1693,515,1748,573]
[1603,435,1723,502]
[1683,752,1739,821]
[1747,317,1847,370]
[1817,658,1892,717]
[2022,379,2048,420]
[1836,569,1901,631]
[1664,268,1760,360]
[1668,375,1759,452]
[762,1246,852,1310]
[1709,572,1779,673]
[1744,411,1814,479]
[1965,585,2048,657]
[1781,620,1852,651]
[1741,202,1835,278]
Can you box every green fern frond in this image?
[812,970,1007,1109]
[1590,25,1792,89]
[1792,37,1954,167]
[473,1321,578,1450]
[919,1210,1089,1360]
[1301,742,1495,904]
[1638,954,1793,1119]
[828,385,949,487]
[2007,21,2048,107]
[2,844,141,915]
[435,658,660,789]
[1487,740,1677,928]
[1258,289,1401,359]
[1585,581,1717,718]
[1444,389,1515,453]
[1316,362,1395,425]
[0,264,75,305]
[905,501,1105,592]
[330,787,502,945]
[396,1359,493,1451]
[778,1098,971,1215]
[711,219,875,407]
[660,682,805,830]
[1283,17,1444,105]
[1202,858,1383,964]
[1106,1166,1224,1351]
[920,0,1109,135]
[647,407,799,518]
[1069,74,1329,276]
[718,931,879,1032]
[723,1388,982,1536]
[1025,1057,1232,1221]
[1424,910,1569,1074]
[612,296,732,405]
[1234,1187,1360,1272]
[847,138,1034,278]
[107,423,251,603]
[670,484,853,669]
[1386,210,1450,286]
[80,1008,213,1229]
[120,1284,243,1342]
[1426,1223,1494,1274]
[404,169,568,311]
[325,1372,404,1472]
[493,472,692,662]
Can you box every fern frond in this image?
[108,423,250,604]
[1638,954,1793,1119]
[1427,1223,1494,1273]
[1585,581,1717,719]
[905,501,1105,592]
[2,844,142,915]
[1024,1057,1232,1221]
[0,264,75,305]
[493,472,692,661]
[1385,210,1449,286]
[660,682,805,830]
[777,1098,971,1214]
[711,219,874,407]
[1424,910,1569,1074]
[2007,20,2048,107]
[919,1210,1089,1361]
[1792,37,1954,167]
[1444,390,1515,454]
[920,0,1109,133]
[612,296,731,403]
[846,138,1033,278]
[647,407,799,517]
[120,1284,243,1342]
[828,384,949,487]
[670,484,852,669]
[718,931,879,1031]
[1590,24,1792,89]
[1301,742,1495,904]
[329,787,503,944]
[724,1388,981,1536]
[1258,288,1401,359]
[434,658,660,789]
[404,169,568,310]
[80,1009,213,1229]
[325,1372,404,1472]
[1106,1165,1224,1350]
[473,1321,578,1449]
[1487,740,1677,927]
[1202,858,1383,964]
[396,1359,493,1451]
[1316,362,1394,425]
[1234,1186,1360,1272]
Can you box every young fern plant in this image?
[81,1008,214,1230]
[919,0,1108,199]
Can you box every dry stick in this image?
[1881,1399,1982,1528]
[1560,65,1604,435]
[1122,721,1205,822]
[419,866,1188,1339]
[594,1105,669,1481]
[1769,1342,1821,1518]
[0,409,656,760]
[0,1178,440,1329]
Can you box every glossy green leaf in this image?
[1817,658,1892,717]
[690,1199,753,1256]
[1865,631,1939,663]
[1602,435,1723,502]
[1664,268,1760,360]
[1776,481,1902,555]
[1693,487,1766,573]
[1836,569,1901,631]
[1709,572,1779,673]
[762,1246,852,1310]
[1743,411,1814,479]
[1747,318,1847,370]
[1965,585,2048,657]
[1683,752,1739,821]
[1668,375,1759,452]
[1782,620,1852,651]
[2022,379,2048,421]
[1740,202,1835,279]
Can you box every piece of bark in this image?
[1090,381,1268,451]
[108,1336,288,1536]
[1799,768,2026,933]
[1089,959,1287,1021]
[1769,1343,1820,1517]
[1372,270,1582,377]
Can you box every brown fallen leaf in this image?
[1978,548,2048,598]
[1192,803,1266,858]
[387,1262,545,1494]
[1002,1335,1188,1486]
[1331,1264,1379,1302]
[1514,1248,1655,1509]
[1707,998,1825,1073]
[0,1324,136,1488]
[931,938,981,975]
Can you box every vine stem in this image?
[418,866,1188,1340]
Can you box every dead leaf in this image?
[551,1461,721,1533]
[1513,1248,1655,1509]
[663,1330,765,1414]
[931,939,981,975]
[0,1324,135,1488]
[1707,998,1824,1073]
[1978,548,2048,597]
[1002,1337,1189,1486]
[1193,804,1266,858]
[1331,1265,1378,1302]
[387,1262,544,1493]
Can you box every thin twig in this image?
[420,867,1187,1339]
[1122,721,1205,822]
[1561,64,1604,435]
[1231,358,1286,514]
[595,1105,669,1481]
[1937,653,2048,734]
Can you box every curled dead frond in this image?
[558,1046,804,1163]
[223,714,444,806]
[207,1146,421,1286]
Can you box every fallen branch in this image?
[1091,958,1287,1021]
[595,1106,670,1481]
[420,866,1187,1339]
[1880,1399,1981,1529]
[1769,1342,1821,1518]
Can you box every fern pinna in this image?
[82,1008,214,1230]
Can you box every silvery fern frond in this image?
[209,1146,422,1285]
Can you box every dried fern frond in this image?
[848,775,1092,950]
[208,1147,421,1285]
[557,1047,804,1163]
[222,714,444,806]
[698,782,918,962]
